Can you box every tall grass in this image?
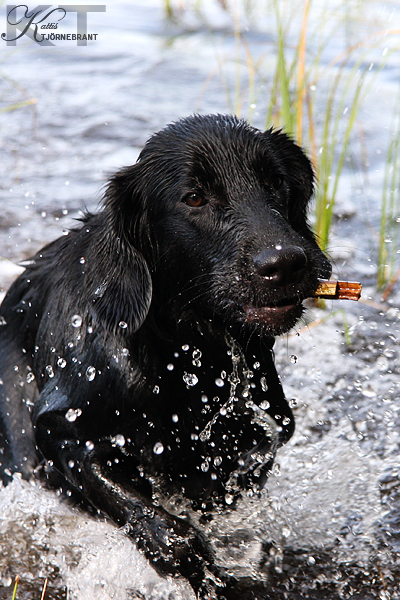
[11,576,19,600]
[260,0,374,254]
[378,88,400,292]
[9,575,48,599]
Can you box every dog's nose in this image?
[253,245,307,287]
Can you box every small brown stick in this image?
[313,280,362,301]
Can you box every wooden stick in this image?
[313,280,362,301]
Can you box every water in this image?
[1,0,400,598]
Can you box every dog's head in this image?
[102,114,331,337]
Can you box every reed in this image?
[377,85,400,291]
[9,576,48,599]
[11,576,19,600]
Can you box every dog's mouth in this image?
[243,299,302,327]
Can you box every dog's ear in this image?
[86,162,153,334]
[268,130,315,231]
[103,161,150,246]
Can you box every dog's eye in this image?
[271,174,283,190]
[183,193,207,207]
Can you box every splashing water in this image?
[183,372,198,387]
[85,366,96,381]
[65,408,82,422]
[198,335,279,497]
[71,314,82,328]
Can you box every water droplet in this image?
[282,526,291,538]
[57,357,67,368]
[71,314,82,328]
[290,355,298,364]
[201,461,209,472]
[153,385,160,394]
[225,493,234,505]
[282,416,291,426]
[0,316,7,326]
[85,440,94,451]
[253,361,260,369]
[183,372,198,387]
[172,413,179,422]
[94,284,106,297]
[85,366,96,381]
[199,430,210,442]
[260,376,268,392]
[26,372,35,383]
[192,349,202,367]
[114,434,125,447]
[201,394,208,403]
[182,344,189,351]
[153,441,164,455]
[118,321,128,329]
[214,456,222,466]
[68,460,75,469]
[65,408,82,422]
[79,257,86,264]
[260,400,270,410]
[362,386,377,398]
[167,363,174,371]
[215,378,224,387]
[228,373,240,385]
[272,463,281,476]
[46,365,54,378]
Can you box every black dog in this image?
[0,114,331,598]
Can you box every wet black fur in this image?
[0,114,331,599]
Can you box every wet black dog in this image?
[0,114,331,599]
